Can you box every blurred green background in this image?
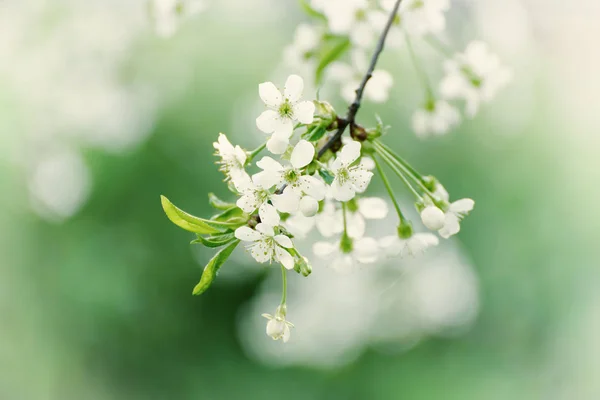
[1,1,599,399]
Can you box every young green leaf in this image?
[208,193,235,210]
[192,240,240,295]
[315,37,351,84]
[318,169,335,185]
[298,0,327,21]
[192,232,237,248]
[211,206,247,224]
[305,125,328,142]
[161,196,222,234]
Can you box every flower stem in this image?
[374,141,423,184]
[280,265,287,305]
[342,201,349,234]
[375,146,422,201]
[248,142,267,162]
[374,155,406,224]
[405,32,435,103]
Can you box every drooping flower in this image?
[380,232,439,258]
[152,0,207,38]
[330,141,373,201]
[412,100,461,138]
[261,305,294,343]
[252,140,326,215]
[213,133,250,186]
[234,204,295,269]
[440,41,512,118]
[328,51,393,103]
[312,236,380,272]
[420,205,446,231]
[256,75,316,154]
[438,198,475,238]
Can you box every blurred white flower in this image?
[313,237,379,271]
[438,198,475,239]
[329,51,393,104]
[412,100,461,138]
[382,0,450,37]
[235,204,295,270]
[256,75,316,154]
[283,24,320,70]
[316,197,388,239]
[380,232,439,258]
[262,305,294,343]
[330,141,373,202]
[440,41,512,117]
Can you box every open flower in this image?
[262,305,294,343]
[213,133,249,186]
[315,197,388,239]
[330,141,373,201]
[421,199,475,238]
[381,232,439,258]
[383,0,450,37]
[440,41,511,117]
[412,101,461,138]
[328,51,393,104]
[252,140,326,215]
[256,75,315,154]
[234,204,295,269]
[313,236,380,272]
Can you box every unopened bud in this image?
[420,206,445,231]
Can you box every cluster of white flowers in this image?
[282,0,510,139]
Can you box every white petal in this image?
[359,156,375,171]
[353,237,379,263]
[439,213,460,238]
[252,170,282,189]
[299,196,319,217]
[450,198,475,214]
[271,117,294,138]
[266,135,289,155]
[258,203,280,227]
[249,240,272,263]
[274,234,293,248]
[331,254,354,272]
[349,169,373,193]
[235,226,262,242]
[256,156,284,172]
[315,204,343,237]
[284,74,304,103]
[331,179,356,202]
[266,318,285,338]
[346,211,366,239]
[256,110,279,134]
[236,192,259,213]
[276,246,295,270]
[380,235,402,257]
[282,324,291,342]
[255,222,275,237]
[421,206,446,231]
[298,175,326,200]
[290,140,315,169]
[259,81,282,108]
[313,241,338,258]
[284,214,315,239]
[271,186,301,213]
[292,101,315,124]
[338,141,361,166]
[358,197,388,219]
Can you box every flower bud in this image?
[299,196,319,217]
[420,206,445,231]
[294,256,312,277]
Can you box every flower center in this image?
[340,233,354,254]
[461,66,482,87]
[279,100,294,119]
[284,168,299,184]
[337,167,350,185]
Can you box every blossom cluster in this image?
[284,0,511,138]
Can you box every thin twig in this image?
[316,0,403,159]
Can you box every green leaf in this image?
[211,206,247,224]
[192,240,240,295]
[305,125,328,142]
[192,232,237,248]
[161,196,222,234]
[298,0,327,21]
[208,193,235,210]
[315,37,350,84]
[318,169,335,185]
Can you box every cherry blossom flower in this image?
[235,175,296,214]
[382,0,449,37]
[262,305,294,343]
[313,237,380,272]
[421,199,475,238]
[283,24,320,70]
[412,100,461,138]
[440,41,512,118]
[381,232,439,258]
[213,133,250,186]
[256,75,316,154]
[315,197,388,239]
[420,205,446,231]
[328,51,393,104]
[330,141,373,202]
[252,140,326,215]
[235,204,295,269]
[152,0,207,38]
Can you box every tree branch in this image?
[317,0,403,159]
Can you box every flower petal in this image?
[349,169,373,193]
[266,135,289,155]
[338,141,361,166]
[258,203,280,227]
[282,324,291,342]
[274,234,293,248]
[256,110,279,134]
[353,237,379,263]
[256,156,284,172]
[358,197,388,219]
[271,186,301,213]
[439,213,460,239]
[298,175,326,200]
[271,117,294,138]
[236,192,259,213]
[284,74,304,103]
[450,198,475,214]
[299,196,319,217]
[276,246,295,270]
[331,178,356,202]
[313,241,338,258]
[235,226,262,242]
[255,222,275,237]
[249,241,272,263]
[290,140,315,169]
[293,101,315,124]
[346,211,366,239]
[259,81,282,108]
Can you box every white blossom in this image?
[284,213,316,239]
[328,51,393,104]
[380,232,439,258]
[261,305,294,343]
[420,205,446,231]
[316,197,388,239]
[152,0,207,38]
[235,176,295,214]
[438,198,475,239]
[235,204,295,269]
[213,133,250,186]
[252,140,326,215]
[412,100,461,138]
[330,141,373,202]
[382,0,449,37]
[440,41,512,118]
[256,75,316,154]
[283,24,320,70]
[313,237,380,272]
